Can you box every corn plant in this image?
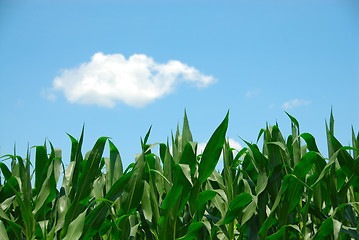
[0,110,358,239]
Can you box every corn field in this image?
[0,110,359,239]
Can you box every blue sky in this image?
[1,0,358,170]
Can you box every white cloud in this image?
[227,138,242,152]
[245,89,260,98]
[282,99,310,110]
[48,52,216,108]
[41,88,57,101]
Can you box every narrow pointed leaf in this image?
[198,111,229,184]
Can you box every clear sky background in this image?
[1,0,359,171]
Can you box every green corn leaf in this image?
[300,133,320,152]
[179,163,193,186]
[0,220,9,240]
[0,176,19,203]
[286,112,301,167]
[67,130,84,202]
[15,153,35,239]
[313,217,342,240]
[325,119,335,159]
[282,174,306,209]
[256,128,265,143]
[159,143,167,163]
[198,111,229,184]
[144,126,152,146]
[118,153,145,239]
[34,145,48,195]
[141,181,153,222]
[61,137,108,238]
[118,153,145,216]
[330,202,359,221]
[149,155,165,203]
[53,148,62,183]
[158,163,192,240]
[182,109,193,149]
[195,190,218,221]
[175,165,193,218]
[278,174,306,226]
[266,164,283,202]
[341,225,359,239]
[351,126,359,159]
[267,141,289,153]
[255,169,268,196]
[266,224,301,239]
[62,210,86,240]
[93,174,106,199]
[35,221,46,239]
[161,142,175,193]
[327,131,354,178]
[189,112,229,215]
[207,187,227,218]
[67,125,85,165]
[293,151,318,181]
[177,222,203,240]
[241,197,257,226]
[60,160,75,202]
[329,107,335,134]
[67,126,86,208]
[141,126,152,152]
[223,140,234,203]
[33,159,59,216]
[219,192,252,225]
[0,163,11,181]
[285,111,300,130]
[310,149,340,189]
[179,141,197,176]
[81,169,135,240]
[107,139,123,188]
[158,182,183,239]
[9,181,35,239]
[150,169,171,185]
[6,220,22,240]
[258,185,283,238]
[0,206,10,221]
[148,172,161,233]
[244,140,269,173]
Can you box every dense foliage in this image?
[0,111,359,239]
